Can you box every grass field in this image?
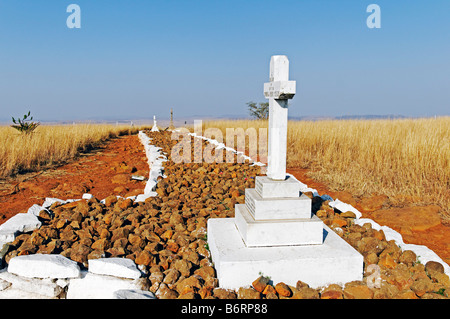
[0,124,148,178]
[202,117,450,218]
[1,118,448,218]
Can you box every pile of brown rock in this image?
[1,130,449,299]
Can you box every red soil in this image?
[0,134,149,224]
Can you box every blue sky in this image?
[0,0,449,122]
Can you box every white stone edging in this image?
[0,130,166,299]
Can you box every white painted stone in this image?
[8,254,81,279]
[0,230,15,245]
[353,218,450,276]
[255,175,301,198]
[0,278,11,291]
[234,204,323,247]
[42,197,69,208]
[263,80,296,99]
[329,199,362,219]
[207,218,363,289]
[82,193,93,200]
[113,289,156,299]
[266,98,288,181]
[135,193,157,202]
[245,188,311,220]
[27,204,43,217]
[0,287,57,299]
[0,270,63,298]
[88,258,141,280]
[138,131,167,195]
[66,271,148,299]
[0,213,41,235]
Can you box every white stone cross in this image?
[151,115,159,132]
[264,55,296,180]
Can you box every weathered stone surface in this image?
[0,271,63,298]
[399,250,417,266]
[88,258,141,279]
[274,282,292,297]
[66,272,149,299]
[1,130,448,300]
[237,287,260,299]
[291,287,319,299]
[343,283,374,299]
[0,213,41,235]
[252,276,270,293]
[8,254,80,279]
[213,288,237,299]
[425,261,445,274]
[113,289,156,299]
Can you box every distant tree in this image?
[11,111,40,134]
[247,101,269,120]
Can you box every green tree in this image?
[247,101,269,120]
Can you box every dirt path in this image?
[287,168,450,265]
[0,134,149,224]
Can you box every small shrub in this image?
[11,111,40,134]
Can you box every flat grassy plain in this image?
[0,124,148,178]
[1,118,448,219]
[203,117,450,218]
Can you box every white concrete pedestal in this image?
[207,218,364,289]
[234,204,323,247]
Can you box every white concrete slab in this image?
[255,176,301,198]
[0,213,42,236]
[8,254,81,279]
[207,218,363,289]
[113,289,156,299]
[234,204,323,247]
[245,188,311,220]
[0,270,63,298]
[88,258,141,280]
[66,271,147,299]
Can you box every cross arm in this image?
[264,80,296,100]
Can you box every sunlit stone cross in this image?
[264,55,296,180]
[151,115,159,132]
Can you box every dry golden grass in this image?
[203,117,450,217]
[0,124,149,178]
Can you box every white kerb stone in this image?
[207,218,363,289]
[113,289,156,299]
[8,254,81,279]
[264,55,296,181]
[27,204,43,217]
[234,204,323,247]
[66,272,148,299]
[0,271,62,298]
[255,175,301,198]
[245,188,311,220]
[88,258,141,279]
